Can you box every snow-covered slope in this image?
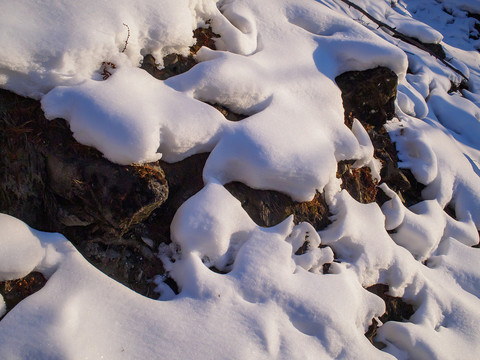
[1,0,480,359]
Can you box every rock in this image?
[335,67,424,207]
[410,39,445,60]
[337,161,378,204]
[365,283,414,348]
[335,67,397,128]
[0,90,54,231]
[225,182,331,230]
[146,153,209,245]
[0,272,47,320]
[210,103,247,122]
[141,26,219,80]
[0,26,222,299]
[0,89,169,298]
[47,154,168,236]
[465,12,480,42]
[0,89,169,237]
[0,56,424,303]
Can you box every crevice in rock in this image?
[365,283,415,348]
[145,153,208,245]
[141,26,220,80]
[209,266,230,275]
[449,80,469,94]
[322,262,332,274]
[224,182,331,230]
[208,103,248,121]
[444,202,457,220]
[294,240,311,256]
[0,272,47,321]
[163,276,180,295]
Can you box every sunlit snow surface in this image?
[1,0,480,359]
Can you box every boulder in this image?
[336,66,397,128]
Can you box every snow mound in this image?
[1,0,480,359]
[0,214,44,282]
[0,0,199,99]
[42,66,227,164]
[36,0,408,202]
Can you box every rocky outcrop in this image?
[225,182,330,230]
[0,37,426,333]
[335,66,424,208]
[335,67,397,128]
[0,26,224,305]
[335,67,428,345]
[0,90,168,238]
[0,89,169,298]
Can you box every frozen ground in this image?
[1,0,480,359]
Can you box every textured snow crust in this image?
[1,0,480,359]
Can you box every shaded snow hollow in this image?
[1,0,480,359]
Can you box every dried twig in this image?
[101,61,116,80]
[337,0,469,81]
[122,23,130,53]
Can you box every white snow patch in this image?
[1,0,480,358]
[0,214,44,281]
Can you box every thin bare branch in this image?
[122,23,130,53]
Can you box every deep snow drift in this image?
[1,0,480,359]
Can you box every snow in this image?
[387,114,480,227]
[0,214,44,282]
[1,0,480,359]
[42,66,227,164]
[0,0,197,99]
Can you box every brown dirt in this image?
[0,272,47,320]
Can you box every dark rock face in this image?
[0,90,169,298]
[335,66,424,207]
[335,67,397,128]
[225,182,330,230]
[365,284,415,348]
[337,161,378,204]
[47,154,168,235]
[146,153,209,245]
[0,90,168,238]
[418,41,446,60]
